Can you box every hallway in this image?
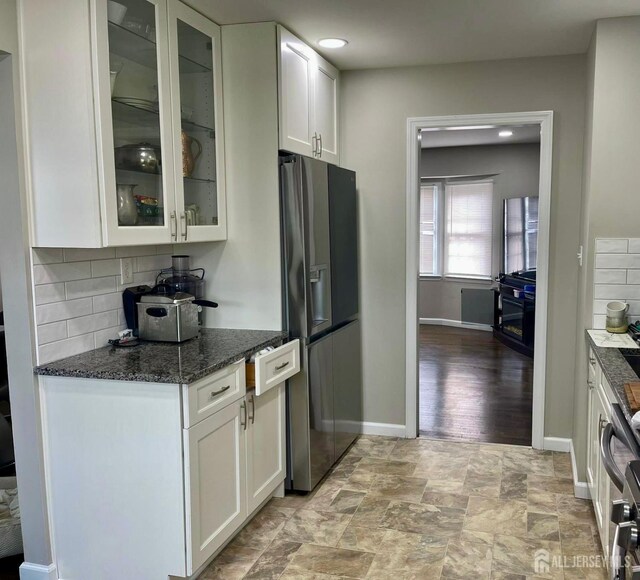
[419,325,533,446]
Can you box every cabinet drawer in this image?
[184,361,246,428]
[254,340,300,396]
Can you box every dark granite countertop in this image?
[36,328,287,384]
[586,330,640,432]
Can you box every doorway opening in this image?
[405,112,553,448]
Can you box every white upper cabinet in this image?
[21,0,226,247]
[277,26,340,164]
[313,54,340,165]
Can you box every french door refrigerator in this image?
[280,153,362,492]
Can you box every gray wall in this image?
[0,0,53,567]
[419,143,540,321]
[341,54,586,432]
[573,17,640,478]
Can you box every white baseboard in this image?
[543,436,572,452]
[543,436,590,499]
[570,439,591,500]
[20,562,57,580]
[419,318,492,332]
[360,421,407,438]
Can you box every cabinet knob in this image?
[618,521,639,552]
[612,499,633,525]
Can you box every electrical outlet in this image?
[120,258,134,285]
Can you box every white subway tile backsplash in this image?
[32,245,172,364]
[91,259,121,278]
[595,254,640,269]
[32,248,64,265]
[37,321,67,345]
[94,325,127,348]
[135,254,172,273]
[593,315,607,329]
[65,276,116,300]
[33,261,92,284]
[67,311,118,338]
[34,283,66,305]
[93,292,122,313]
[594,285,640,300]
[595,239,628,254]
[593,300,609,315]
[115,246,158,258]
[64,248,115,262]
[594,269,627,284]
[39,334,95,365]
[36,298,93,325]
[593,239,640,328]
[627,270,640,285]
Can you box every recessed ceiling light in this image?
[499,130,513,137]
[445,125,496,131]
[318,38,348,49]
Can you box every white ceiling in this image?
[184,0,640,70]
[421,124,541,148]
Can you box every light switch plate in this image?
[120,258,134,285]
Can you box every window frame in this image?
[441,178,495,283]
[418,181,442,278]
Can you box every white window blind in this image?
[419,184,438,275]
[444,181,493,279]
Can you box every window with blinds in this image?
[419,184,438,275]
[444,181,493,279]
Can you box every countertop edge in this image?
[35,329,287,385]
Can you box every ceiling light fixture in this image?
[445,125,496,131]
[499,130,513,137]
[318,38,348,49]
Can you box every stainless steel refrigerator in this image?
[280,154,362,492]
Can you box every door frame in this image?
[405,111,554,448]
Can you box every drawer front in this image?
[254,340,300,396]
[185,361,246,427]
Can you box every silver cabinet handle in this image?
[249,394,255,424]
[599,414,607,435]
[180,212,187,241]
[240,401,247,430]
[318,133,323,157]
[274,361,290,372]
[170,211,177,241]
[209,385,230,400]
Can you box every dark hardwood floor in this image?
[0,554,22,580]
[419,325,533,446]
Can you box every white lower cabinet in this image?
[246,384,286,512]
[184,399,248,573]
[585,348,613,553]
[41,350,297,579]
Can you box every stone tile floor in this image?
[202,436,607,579]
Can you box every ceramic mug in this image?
[606,301,629,333]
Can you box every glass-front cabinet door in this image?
[168,1,226,242]
[97,0,178,245]
[95,0,225,245]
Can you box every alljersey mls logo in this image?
[534,549,550,574]
[534,548,609,573]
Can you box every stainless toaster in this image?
[137,292,217,343]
